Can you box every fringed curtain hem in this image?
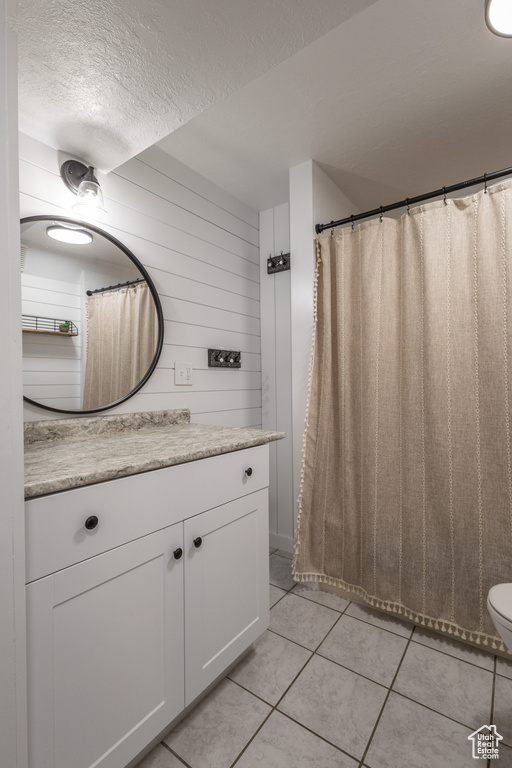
[291,570,506,653]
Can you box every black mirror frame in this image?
[21,214,164,415]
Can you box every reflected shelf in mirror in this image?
[22,315,79,336]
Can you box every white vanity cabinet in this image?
[184,488,268,703]
[26,524,185,768]
[25,445,270,768]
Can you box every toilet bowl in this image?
[488,583,512,652]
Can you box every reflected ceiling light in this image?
[485,0,512,36]
[60,159,108,218]
[46,224,93,245]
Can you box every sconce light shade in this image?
[485,0,512,36]
[60,160,108,218]
[73,167,106,216]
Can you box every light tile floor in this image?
[134,548,512,768]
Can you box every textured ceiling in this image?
[158,0,512,211]
[18,0,512,214]
[18,0,378,173]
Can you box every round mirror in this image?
[21,215,164,414]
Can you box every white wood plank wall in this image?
[1,5,27,764]
[260,203,294,553]
[19,135,261,426]
[21,274,82,410]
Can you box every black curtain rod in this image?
[86,277,146,296]
[315,165,512,235]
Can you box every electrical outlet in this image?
[175,362,193,386]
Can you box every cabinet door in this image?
[27,524,184,768]
[184,488,269,704]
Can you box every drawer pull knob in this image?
[193,537,202,549]
[84,515,99,530]
[173,547,183,560]
[245,467,253,477]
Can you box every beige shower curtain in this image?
[83,282,158,410]
[293,179,512,649]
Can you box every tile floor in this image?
[134,549,512,768]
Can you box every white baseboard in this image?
[269,532,295,554]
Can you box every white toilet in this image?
[488,583,512,652]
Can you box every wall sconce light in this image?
[485,0,512,37]
[60,160,108,218]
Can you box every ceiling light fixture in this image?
[46,224,93,245]
[485,0,512,37]
[60,159,108,218]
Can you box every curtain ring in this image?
[484,173,488,194]
[443,187,447,205]
[351,215,355,231]
[330,221,334,237]
[406,198,410,215]
[380,206,384,223]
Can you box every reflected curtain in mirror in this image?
[83,282,158,410]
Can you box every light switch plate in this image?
[175,362,193,386]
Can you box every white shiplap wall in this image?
[20,135,261,425]
[1,3,27,764]
[260,203,294,553]
[21,273,82,410]
[259,165,358,553]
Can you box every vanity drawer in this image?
[25,444,269,583]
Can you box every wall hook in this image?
[267,251,290,274]
[208,349,241,368]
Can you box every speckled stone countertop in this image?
[24,409,285,500]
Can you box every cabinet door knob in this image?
[173,547,183,560]
[193,537,202,548]
[245,467,253,477]
[84,515,99,530]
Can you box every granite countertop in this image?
[24,409,285,500]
